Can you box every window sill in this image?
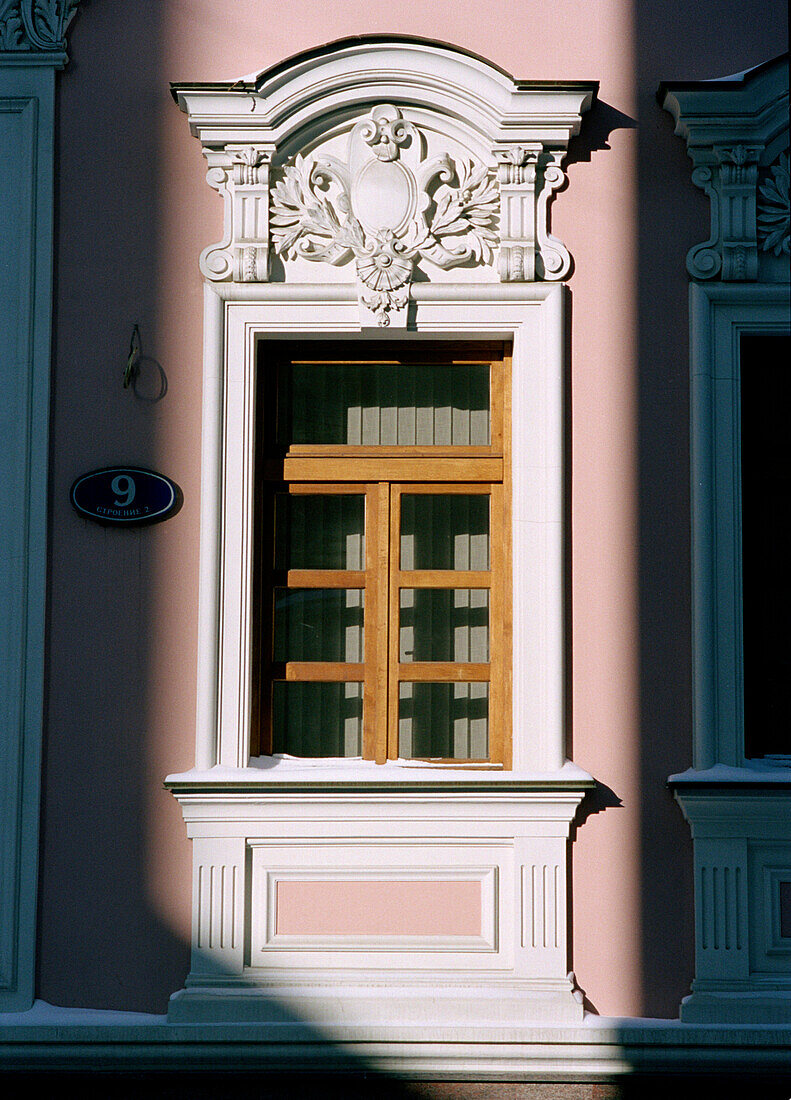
[165,758,594,795]
[668,762,791,790]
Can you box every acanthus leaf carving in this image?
[270,153,359,265]
[270,105,499,325]
[0,0,80,52]
[757,152,790,257]
[0,0,23,48]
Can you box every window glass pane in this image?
[274,494,364,570]
[273,589,364,662]
[278,362,490,446]
[400,589,489,662]
[400,494,489,570]
[272,682,363,756]
[399,682,488,759]
[740,332,791,758]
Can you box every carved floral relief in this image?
[270,105,498,325]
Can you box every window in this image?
[252,342,512,765]
[740,331,791,759]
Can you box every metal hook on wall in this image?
[123,324,141,389]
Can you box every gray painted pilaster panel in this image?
[0,62,57,1011]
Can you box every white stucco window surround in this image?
[662,56,791,1025]
[166,37,598,1031]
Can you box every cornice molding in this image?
[0,0,80,57]
[661,55,789,281]
[173,38,596,325]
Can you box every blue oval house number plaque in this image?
[71,467,180,526]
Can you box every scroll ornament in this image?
[0,0,80,51]
[270,105,498,325]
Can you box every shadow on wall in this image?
[631,0,789,1019]
[37,0,193,1015]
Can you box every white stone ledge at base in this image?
[681,990,791,1025]
[2,1004,791,1077]
[168,978,586,1027]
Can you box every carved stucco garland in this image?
[270,105,498,325]
[0,0,79,51]
[757,152,790,256]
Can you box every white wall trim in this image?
[192,281,569,775]
[660,56,789,282]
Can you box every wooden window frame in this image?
[253,342,512,766]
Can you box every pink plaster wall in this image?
[37,0,788,1015]
[275,881,482,937]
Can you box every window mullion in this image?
[490,481,506,767]
[387,483,401,761]
[363,482,391,763]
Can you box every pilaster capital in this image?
[0,0,81,61]
[660,56,789,282]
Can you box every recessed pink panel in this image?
[275,879,481,936]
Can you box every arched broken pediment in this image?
[172,36,597,325]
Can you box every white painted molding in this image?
[0,14,80,1008]
[172,37,596,325]
[197,282,569,775]
[660,56,789,282]
[172,280,586,1027]
[166,783,588,1025]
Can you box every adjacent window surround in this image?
[0,4,81,1013]
[662,55,791,1025]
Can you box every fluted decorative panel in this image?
[197,863,238,952]
[522,863,561,950]
[699,864,743,952]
